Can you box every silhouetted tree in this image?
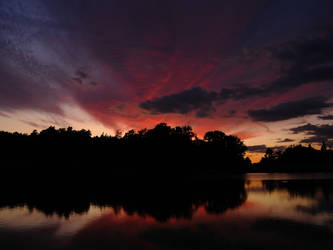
[254,144,333,172]
[321,141,327,152]
[264,148,274,159]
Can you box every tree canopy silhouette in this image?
[1,123,332,174]
[251,143,333,172]
[0,123,249,176]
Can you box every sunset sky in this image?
[1,0,333,161]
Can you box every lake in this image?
[1,173,333,250]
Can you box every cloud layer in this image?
[247,145,286,153]
[0,0,333,150]
[140,87,218,117]
[248,97,333,122]
[290,123,333,145]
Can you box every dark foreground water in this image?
[1,173,333,250]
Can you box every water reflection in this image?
[0,174,333,250]
[259,179,333,229]
[0,177,247,221]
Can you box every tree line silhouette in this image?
[0,123,249,175]
[0,123,332,175]
[252,144,333,172]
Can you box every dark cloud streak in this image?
[247,144,286,153]
[290,123,333,145]
[139,87,218,117]
[318,115,333,120]
[248,97,333,122]
[277,138,295,143]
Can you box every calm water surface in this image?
[1,173,333,250]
